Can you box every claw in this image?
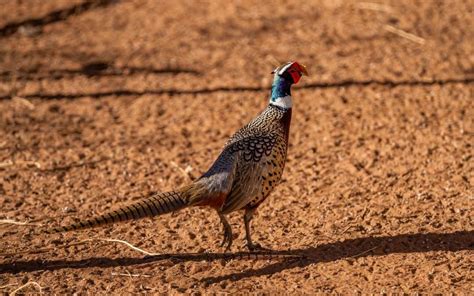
[220,228,227,247]
[220,227,231,249]
[219,213,233,252]
[224,238,232,253]
[246,242,270,251]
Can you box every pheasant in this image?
[47,61,308,251]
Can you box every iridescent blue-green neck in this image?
[270,76,292,102]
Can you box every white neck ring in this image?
[270,95,292,109]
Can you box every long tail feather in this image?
[45,190,189,234]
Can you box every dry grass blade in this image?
[0,160,41,169]
[0,284,16,289]
[170,161,193,180]
[12,96,35,110]
[0,219,43,226]
[10,281,43,295]
[93,238,160,256]
[111,271,152,278]
[0,236,158,257]
[0,160,13,168]
[0,238,157,257]
[22,160,42,169]
[350,245,380,258]
[384,25,426,45]
[356,2,393,13]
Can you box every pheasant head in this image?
[270,61,308,108]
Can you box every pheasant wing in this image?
[220,133,278,213]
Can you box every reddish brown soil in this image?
[1,0,473,294]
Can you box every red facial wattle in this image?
[289,69,302,84]
[287,62,308,84]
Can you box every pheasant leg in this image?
[244,208,269,251]
[219,213,233,252]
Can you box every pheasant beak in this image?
[298,63,309,76]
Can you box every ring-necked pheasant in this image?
[47,61,308,251]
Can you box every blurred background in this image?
[0,0,472,294]
[1,0,472,98]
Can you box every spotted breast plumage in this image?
[45,61,308,251]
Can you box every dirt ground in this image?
[0,0,473,294]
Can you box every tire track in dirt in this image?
[0,0,119,38]
[1,77,472,100]
[0,63,200,81]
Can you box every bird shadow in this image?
[1,230,472,284]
